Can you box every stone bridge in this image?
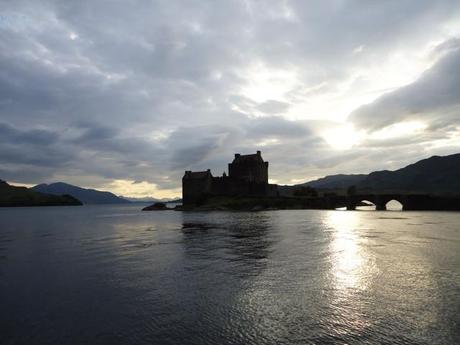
[327,194,460,211]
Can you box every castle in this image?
[182,151,278,205]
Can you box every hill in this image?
[281,153,460,196]
[278,174,367,196]
[0,180,82,207]
[300,174,366,189]
[32,182,130,204]
[357,153,460,194]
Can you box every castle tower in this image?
[182,169,213,205]
[228,150,268,184]
[182,151,273,206]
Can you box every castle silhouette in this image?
[182,151,278,205]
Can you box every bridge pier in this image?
[346,201,356,210]
[375,203,386,211]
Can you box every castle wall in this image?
[182,152,276,206]
[228,161,268,184]
[182,174,213,205]
[210,177,278,198]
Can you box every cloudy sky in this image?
[1,0,460,198]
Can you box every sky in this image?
[1,0,460,198]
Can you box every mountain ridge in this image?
[357,153,460,194]
[0,180,82,207]
[300,174,367,189]
[32,182,130,205]
[285,153,460,195]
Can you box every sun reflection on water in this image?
[325,211,371,290]
[323,211,379,336]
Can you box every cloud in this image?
[257,100,290,114]
[0,1,460,196]
[349,39,460,132]
[0,123,58,145]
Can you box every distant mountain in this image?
[0,180,82,207]
[300,174,367,189]
[122,196,166,203]
[278,174,367,196]
[122,196,183,203]
[281,153,460,196]
[32,182,130,204]
[357,153,460,194]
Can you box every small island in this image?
[142,202,170,211]
[144,151,460,212]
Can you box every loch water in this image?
[1,205,459,345]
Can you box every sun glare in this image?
[323,124,363,150]
[69,32,79,40]
[240,63,298,104]
[370,121,427,140]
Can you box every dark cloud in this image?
[0,122,72,167]
[0,123,58,145]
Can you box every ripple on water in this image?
[0,206,459,345]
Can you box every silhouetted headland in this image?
[0,180,82,207]
[142,202,170,211]
[32,182,130,204]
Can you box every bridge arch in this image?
[356,199,376,211]
[385,199,403,211]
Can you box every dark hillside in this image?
[0,180,82,207]
[358,153,460,194]
[32,182,130,204]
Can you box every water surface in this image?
[1,205,459,344]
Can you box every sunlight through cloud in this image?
[370,121,427,140]
[323,124,363,150]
